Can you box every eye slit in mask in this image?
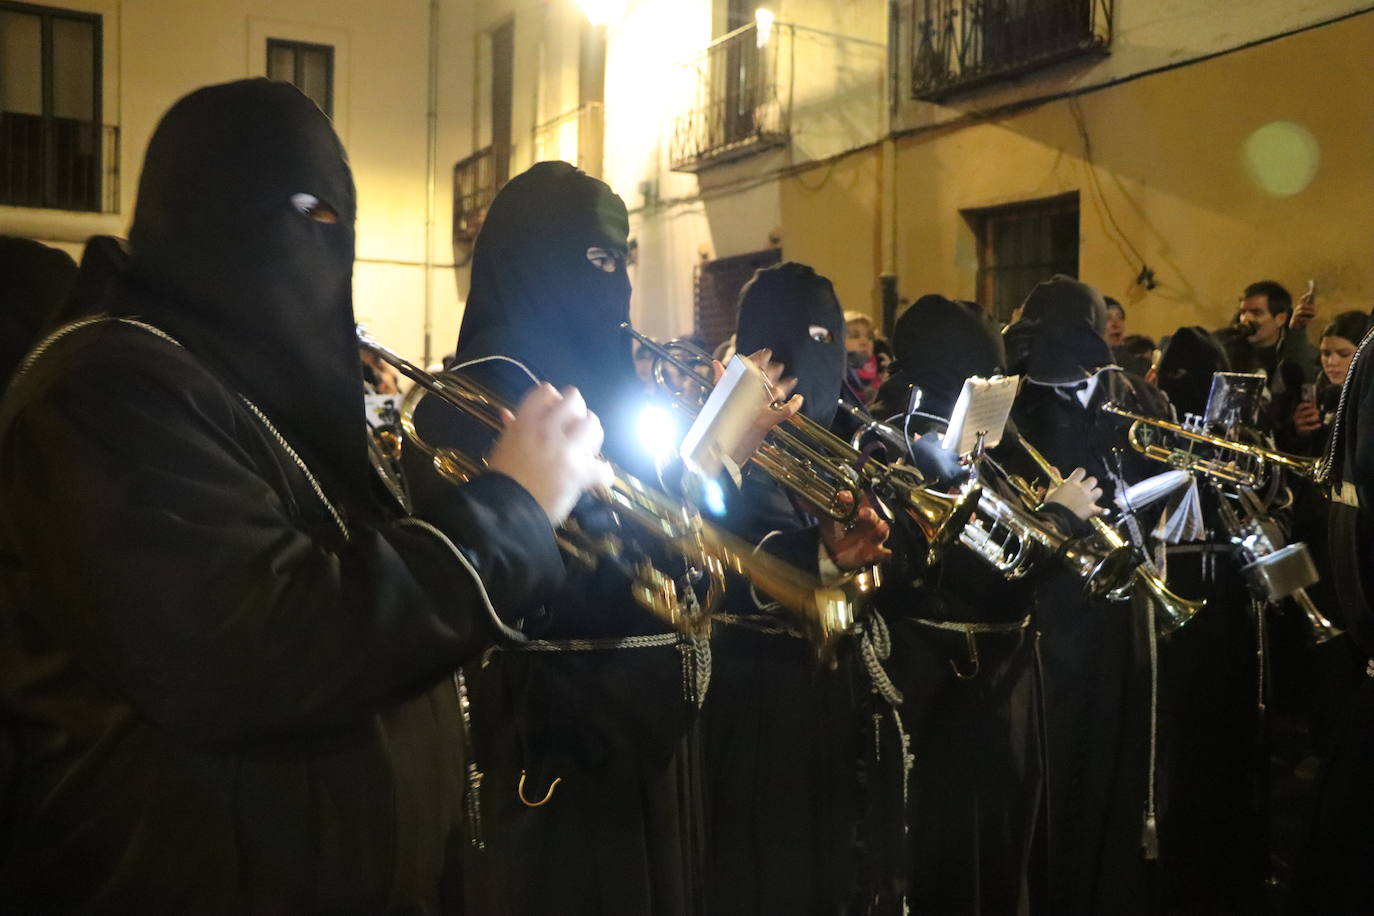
[290,193,339,224]
[808,325,833,344]
[586,247,619,273]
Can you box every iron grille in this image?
[452,146,499,264]
[906,0,1111,99]
[670,23,791,173]
[0,112,118,213]
[693,248,783,349]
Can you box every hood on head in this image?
[119,79,370,506]
[1022,274,1108,336]
[735,262,846,428]
[456,161,635,422]
[1156,326,1229,416]
[889,294,1005,419]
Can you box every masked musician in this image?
[404,162,800,916]
[698,261,894,913]
[0,82,612,911]
[1004,275,1167,916]
[871,294,1103,915]
[1296,311,1374,913]
[0,237,77,385]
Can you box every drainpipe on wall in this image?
[423,0,441,365]
[879,0,899,337]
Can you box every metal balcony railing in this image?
[1,111,119,213]
[670,22,792,173]
[452,146,500,256]
[532,102,605,178]
[904,0,1111,99]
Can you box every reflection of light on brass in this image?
[1242,121,1320,197]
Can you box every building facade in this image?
[5,0,1372,359]
[454,0,1374,344]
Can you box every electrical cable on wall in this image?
[1068,97,1156,290]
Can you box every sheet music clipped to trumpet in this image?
[942,375,1022,457]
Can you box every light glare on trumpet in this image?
[636,403,681,464]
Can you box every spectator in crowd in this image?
[1104,296,1127,347]
[844,310,881,403]
[1216,280,1320,389]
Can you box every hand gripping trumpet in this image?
[357,329,864,655]
[1016,433,1204,636]
[840,402,1136,593]
[623,325,978,563]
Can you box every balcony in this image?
[670,22,792,173]
[904,0,1111,100]
[452,146,500,261]
[532,102,605,178]
[1,111,119,213]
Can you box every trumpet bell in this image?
[1071,541,1138,598]
[1149,576,1206,638]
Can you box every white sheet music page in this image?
[942,374,1021,456]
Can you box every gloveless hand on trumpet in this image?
[362,329,867,655]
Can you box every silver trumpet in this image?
[959,484,1139,597]
[1211,482,1343,645]
[839,402,1136,593]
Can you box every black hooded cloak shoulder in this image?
[0,80,563,912]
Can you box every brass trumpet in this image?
[624,325,978,563]
[1016,433,1205,636]
[360,329,869,654]
[1101,403,1320,488]
[960,485,1139,597]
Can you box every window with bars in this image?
[267,38,334,118]
[693,248,783,349]
[1,1,114,212]
[966,193,1079,324]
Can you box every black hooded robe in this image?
[0,80,564,912]
[1293,325,1374,914]
[875,296,1053,916]
[404,162,703,916]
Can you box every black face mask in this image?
[889,294,1005,420]
[113,79,369,509]
[456,161,636,430]
[735,262,846,428]
[1156,326,1229,417]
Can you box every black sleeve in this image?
[0,351,563,750]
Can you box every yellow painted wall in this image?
[890,12,1374,340]
[778,145,883,317]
